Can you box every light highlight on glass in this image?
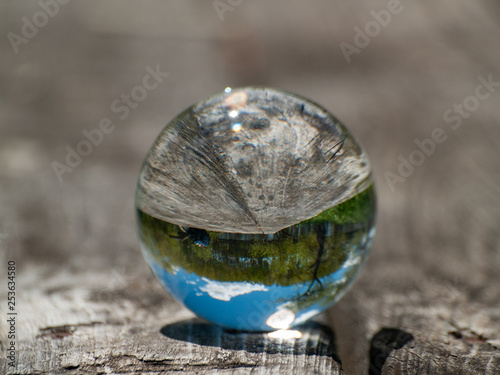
[266,309,296,330]
[268,330,302,339]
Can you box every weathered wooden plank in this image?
[1,1,500,374]
[0,265,342,374]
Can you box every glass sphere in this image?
[135,87,376,331]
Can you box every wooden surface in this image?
[1,1,500,374]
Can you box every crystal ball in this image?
[135,87,376,331]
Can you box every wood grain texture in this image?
[136,87,372,234]
[1,1,500,374]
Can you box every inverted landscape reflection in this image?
[135,87,378,331]
[137,185,376,331]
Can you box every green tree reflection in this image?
[137,185,375,287]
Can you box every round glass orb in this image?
[136,87,376,331]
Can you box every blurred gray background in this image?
[1,1,500,374]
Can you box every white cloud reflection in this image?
[200,278,268,301]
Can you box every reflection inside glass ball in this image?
[136,87,376,331]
